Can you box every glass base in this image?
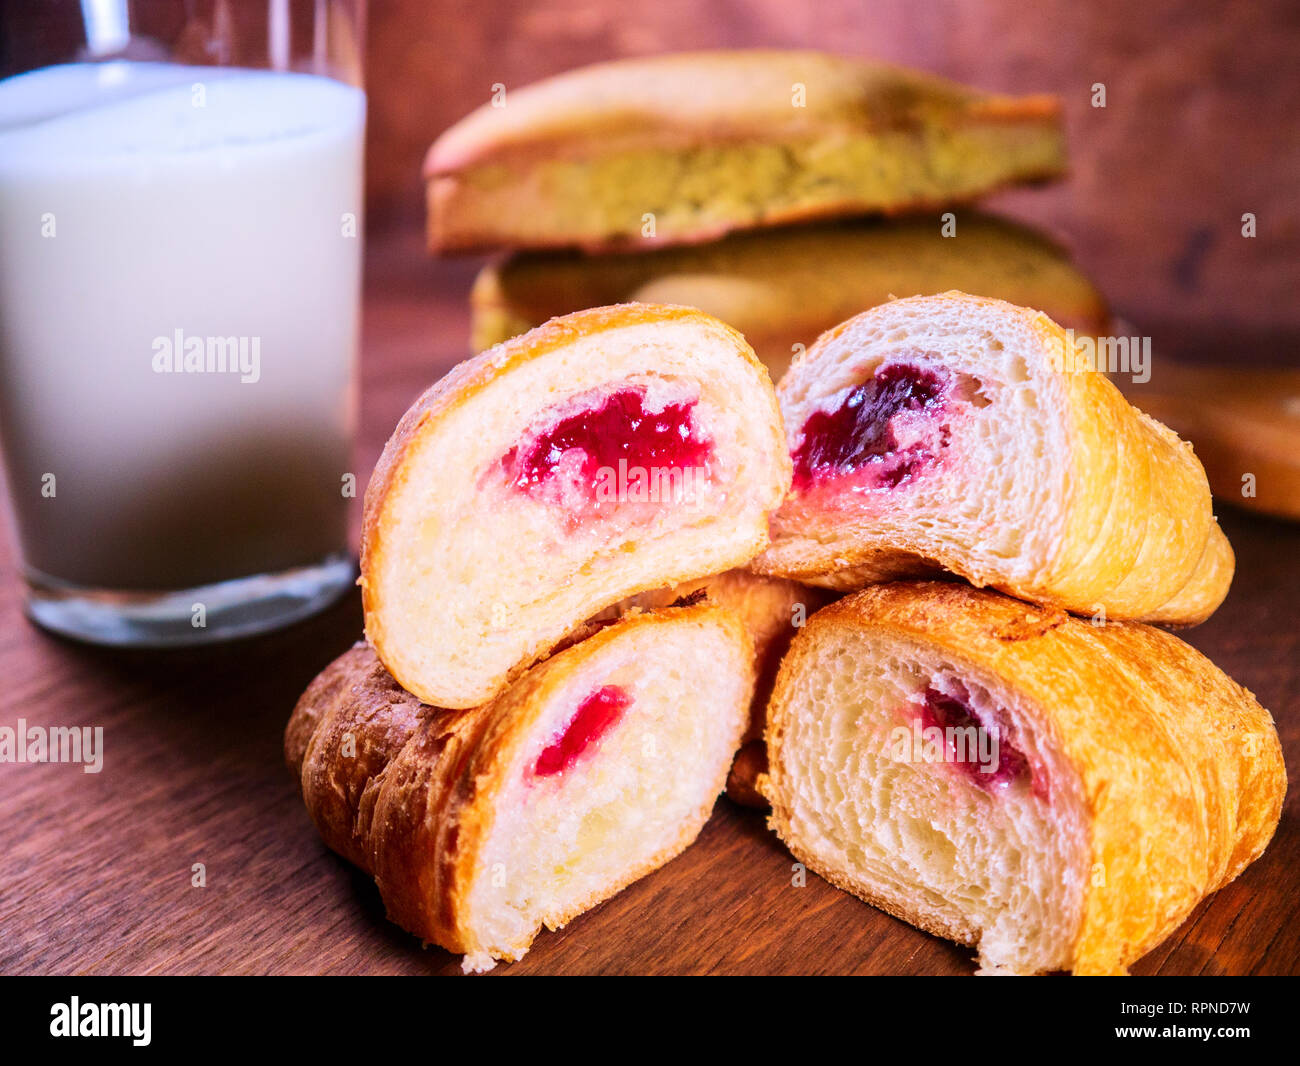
[23,554,357,648]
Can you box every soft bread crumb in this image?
[461,951,497,974]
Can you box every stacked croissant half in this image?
[286,303,804,971]
[752,293,1283,975]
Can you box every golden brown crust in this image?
[425,52,1059,175]
[1033,308,1232,623]
[424,50,1065,253]
[753,292,1233,624]
[285,643,492,951]
[760,582,1286,974]
[287,604,754,963]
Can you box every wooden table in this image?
[1,231,1296,976]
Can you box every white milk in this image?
[0,63,364,590]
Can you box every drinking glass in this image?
[0,0,366,645]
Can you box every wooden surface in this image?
[0,230,1297,976]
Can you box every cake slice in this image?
[761,582,1285,974]
[361,303,790,709]
[471,214,1108,379]
[286,602,754,972]
[426,50,1065,253]
[753,292,1233,624]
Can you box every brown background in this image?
[365,0,1300,344]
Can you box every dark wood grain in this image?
[0,230,1296,976]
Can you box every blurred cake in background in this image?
[424,50,1066,253]
[471,213,1108,378]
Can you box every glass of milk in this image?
[0,2,366,645]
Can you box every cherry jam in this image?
[792,363,948,491]
[505,388,712,503]
[532,685,632,778]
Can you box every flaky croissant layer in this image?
[361,302,790,711]
[753,292,1233,625]
[287,604,753,971]
[761,581,1285,975]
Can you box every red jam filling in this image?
[792,363,949,492]
[918,685,1030,792]
[532,685,632,778]
[503,388,712,505]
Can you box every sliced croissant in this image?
[362,303,790,708]
[761,581,1285,975]
[753,291,1233,624]
[286,603,754,972]
[601,569,835,807]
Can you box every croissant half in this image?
[361,303,790,709]
[286,603,754,972]
[760,582,1285,975]
[752,292,1233,624]
[603,569,836,807]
